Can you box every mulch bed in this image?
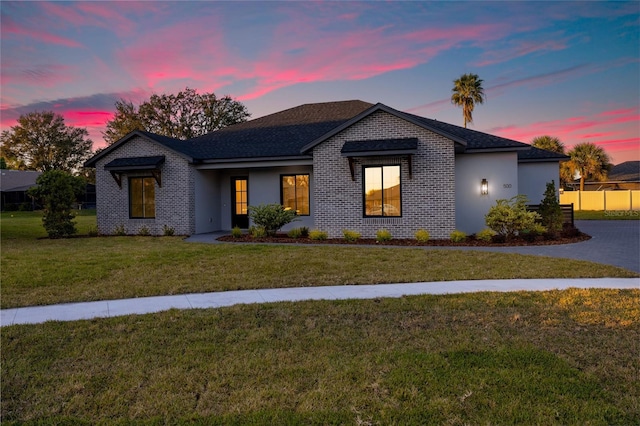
[217,231,591,247]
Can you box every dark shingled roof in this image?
[341,138,419,154]
[85,100,566,167]
[518,146,570,162]
[399,111,530,151]
[178,100,374,161]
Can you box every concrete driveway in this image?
[438,220,640,273]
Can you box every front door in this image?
[231,177,249,228]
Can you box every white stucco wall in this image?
[518,162,560,204]
[194,170,221,234]
[455,152,519,234]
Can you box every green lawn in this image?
[1,211,637,309]
[575,210,640,220]
[2,289,639,424]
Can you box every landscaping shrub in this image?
[287,228,303,239]
[87,226,99,237]
[485,195,541,240]
[309,230,328,240]
[414,229,430,242]
[26,170,84,238]
[299,227,310,237]
[113,224,126,236]
[249,226,267,238]
[138,226,151,236]
[231,226,243,238]
[343,229,361,242]
[538,181,563,235]
[376,229,392,242]
[450,230,467,242]
[248,204,297,236]
[475,228,496,242]
[163,225,175,236]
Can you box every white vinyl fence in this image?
[560,190,640,211]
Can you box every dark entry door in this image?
[231,177,249,228]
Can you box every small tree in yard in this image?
[248,204,297,236]
[538,181,563,235]
[27,170,85,238]
[485,195,541,240]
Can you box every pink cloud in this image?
[489,107,639,163]
[113,2,509,101]
[1,15,82,48]
[474,37,569,67]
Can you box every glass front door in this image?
[231,177,249,228]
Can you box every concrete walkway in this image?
[2,278,638,326]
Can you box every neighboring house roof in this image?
[608,161,640,181]
[0,170,42,192]
[85,100,563,167]
[518,146,570,163]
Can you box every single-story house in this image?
[0,169,42,211]
[85,100,567,237]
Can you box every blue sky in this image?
[1,1,638,163]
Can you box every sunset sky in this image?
[1,1,638,164]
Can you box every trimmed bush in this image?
[485,195,541,240]
[376,229,392,242]
[231,226,243,238]
[113,224,126,236]
[343,229,361,242]
[163,225,175,236]
[450,230,467,242]
[248,204,297,236]
[287,228,303,239]
[475,228,496,242]
[249,226,267,238]
[309,230,328,240]
[414,229,430,242]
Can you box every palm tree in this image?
[451,73,486,128]
[531,135,565,154]
[565,142,611,191]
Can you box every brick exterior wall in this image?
[94,136,195,236]
[312,110,456,239]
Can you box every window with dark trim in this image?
[281,174,310,215]
[364,165,401,217]
[129,177,156,218]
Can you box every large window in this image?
[364,165,401,217]
[130,177,156,218]
[281,174,310,215]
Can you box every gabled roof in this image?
[300,103,531,154]
[85,100,556,167]
[518,146,570,163]
[85,130,190,167]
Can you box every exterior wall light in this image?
[481,178,489,195]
